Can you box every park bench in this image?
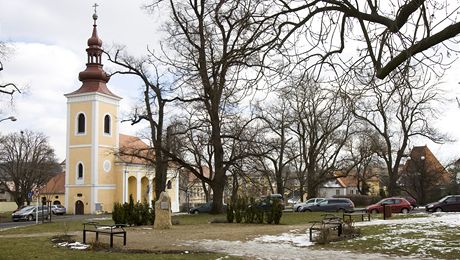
[83,221,126,248]
[309,214,343,241]
[342,211,371,222]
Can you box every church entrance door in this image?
[75,200,84,215]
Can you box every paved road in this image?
[0,214,112,230]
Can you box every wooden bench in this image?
[83,222,126,248]
[342,212,371,222]
[309,214,343,241]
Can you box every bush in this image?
[111,196,154,226]
[272,199,282,224]
[244,197,256,223]
[253,207,264,224]
[112,202,126,224]
[226,204,234,223]
[265,210,273,224]
[234,197,245,223]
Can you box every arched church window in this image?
[77,163,84,179]
[167,180,172,189]
[104,114,111,134]
[77,113,85,134]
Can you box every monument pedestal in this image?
[154,191,172,229]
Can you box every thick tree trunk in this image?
[276,178,284,195]
[388,172,399,196]
[210,179,226,214]
[298,185,305,202]
[307,172,318,198]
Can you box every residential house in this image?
[399,145,451,204]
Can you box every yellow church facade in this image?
[64,12,179,215]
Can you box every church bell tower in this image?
[64,9,121,214]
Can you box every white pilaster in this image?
[136,172,141,202]
[123,169,128,203]
[65,102,70,212]
[91,99,99,213]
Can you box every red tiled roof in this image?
[40,172,65,194]
[117,134,154,164]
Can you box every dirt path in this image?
[1,223,416,259]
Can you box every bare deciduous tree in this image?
[275,0,460,79]
[106,49,180,200]
[287,76,353,198]
[0,42,20,96]
[0,130,60,207]
[341,128,383,195]
[344,64,447,196]
[146,0,278,213]
[254,94,297,196]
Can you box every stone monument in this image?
[154,191,172,229]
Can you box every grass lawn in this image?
[1,211,458,259]
[0,211,13,223]
[319,224,460,259]
[314,213,460,259]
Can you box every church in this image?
[63,12,180,214]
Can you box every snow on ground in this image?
[55,241,90,250]
[354,212,460,227]
[188,212,460,260]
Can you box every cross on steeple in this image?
[93,3,99,14]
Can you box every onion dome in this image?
[66,9,120,99]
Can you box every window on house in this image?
[104,114,111,134]
[336,189,340,196]
[77,163,84,179]
[77,113,85,133]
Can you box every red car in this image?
[366,197,412,214]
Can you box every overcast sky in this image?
[1,1,460,164]
[0,0,160,161]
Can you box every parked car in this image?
[301,198,354,213]
[253,194,285,211]
[12,206,49,221]
[51,204,66,215]
[366,197,411,214]
[189,201,227,214]
[12,205,27,213]
[404,196,417,208]
[287,197,300,204]
[293,198,325,212]
[425,195,460,212]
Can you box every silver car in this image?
[51,204,66,215]
[12,206,49,221]
[293,198,325,212]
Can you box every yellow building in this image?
[64,13,179,215]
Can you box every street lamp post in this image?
[0,116,17,123]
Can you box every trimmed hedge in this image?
[112,194,155,226]
[227,196,282,224]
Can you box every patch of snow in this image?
[254,232,313,247]
[185,212,460,259]
[56,241,90,250]
[187,239,413,259]
[355,212,460,227]
[86,217,111,221]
